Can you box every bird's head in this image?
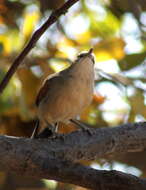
[76,48,95,65]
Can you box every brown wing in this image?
[35,74,64,106]
[36,79,51,106]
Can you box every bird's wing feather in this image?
[35,74,65,106]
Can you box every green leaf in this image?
[118,52,146,71]
[0,43,3,54]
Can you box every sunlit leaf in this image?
[57,37,76,57]
[95,11,121,36]
[22,10,40,38]
[75,31,91,44]
[82,1,121,38]
[0,30,21,55]
[0,34,11,55]
[94,38,125,61]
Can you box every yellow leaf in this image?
[22,10,40,38]
[75,31,91,44]
[57,37,75,48]
[94,38,126,61]
[57,37,76,57]
[0,30,22,55]
[0,34,11,55]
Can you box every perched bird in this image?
[31,48,95,138]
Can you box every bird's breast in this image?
[38,60,94,124]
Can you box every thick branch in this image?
[0,0,79,94]
[1,158,146,190]
[0,122,146,189]
[0,122,146,162]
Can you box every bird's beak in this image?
[88,48,93,55]
[87,48,95,64]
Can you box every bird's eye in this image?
[78,54,83,58]
[78,53,86,58]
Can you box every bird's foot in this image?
[80,126,95,136]
[70,119,94,136]
[35,128,53,139]
[50,133,65,141]
[35,128,65,140]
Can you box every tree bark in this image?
[0,122,146,189]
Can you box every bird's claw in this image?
[81,126,94,136]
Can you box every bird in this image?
[31,48,95,138]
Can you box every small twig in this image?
[0,0,79,94]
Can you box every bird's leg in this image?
[52,122,65,139]
[31,119,39,139]
[39,121,60,138]
[31,120,54,139]
[48,122,64,139]
[55,123,58,132]
[70,119,93,135]
[70,119,89,130]
[52,122,58,133]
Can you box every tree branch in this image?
[0,122,146,161]
[0,122,146,189]
[0,0,79,94]
[1,157,146,190]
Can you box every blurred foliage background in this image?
[0,0,146,189]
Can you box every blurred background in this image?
[0,0,146,189]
